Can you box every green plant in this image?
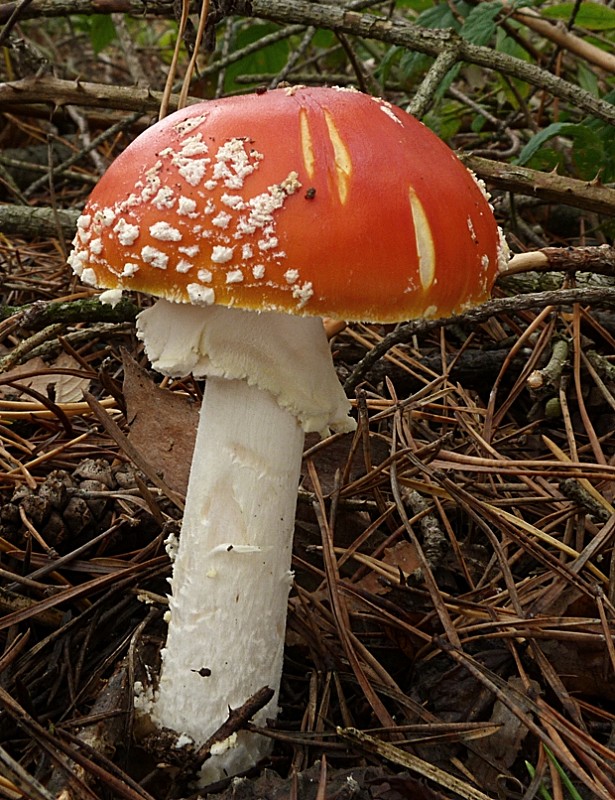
[525,746,585,800]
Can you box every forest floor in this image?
[2,182,615,800]
[2,4,615,799]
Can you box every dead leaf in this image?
[122,351,199,495]
[347,540,421,660]
[0,353,90,403]
[50,352,91,403]
[465,676,539,792]
[540,638,615,702]
[0,357,48,398]
[354,540,420,596]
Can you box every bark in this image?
[0,297,138,327]
[504,245,615,277]
[0,0,614,125]
[0,76,190,115]
[0,204,79,238]
[460,156,615,219]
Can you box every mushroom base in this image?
[151,375,305,782]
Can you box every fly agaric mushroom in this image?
[68,86,508,781]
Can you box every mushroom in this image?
[68,86,508,781]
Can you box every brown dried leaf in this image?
[355,540,420,596]
[0,357,48,397]
[465,676,538,792]
[540,638,615,702]
[50,352,91,403]
[123,352,199,495]
[0,353,90,402]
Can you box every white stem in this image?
[152,376,304,781]
[135,302,355,781]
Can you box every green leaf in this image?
[496,25,530,61]
[526,147,564,173]
[311,28,336,48]
[376,45,403,83]
[580,89,615,182]
[576,61,600,96]
[424,100,465,140]
[517,122,583,165]
[222,23,290,93]
[540,2,615,30]
[524,760,553,800]
[416,3,463,31]
[391,0,434,10]
[543,746,584,800]
[71,14,117,54]
[517,122,607,181]
[570,128,604,180]
[399,49,433,80]
[471,114,487,133]
[89,15,117,54]
[461,0,503,45]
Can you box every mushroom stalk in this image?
[137,300,355,782]
[153,375,303,780]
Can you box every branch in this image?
[344,286,615,391]
[1,0,614,125]
[0,76,199,114]
[512,5,615,74]
[0,0,158,22]
[459,155,615,218]
[0,297,139,327]
[246,1,615,125]
[0,205,79,237]
[504,244,615,277]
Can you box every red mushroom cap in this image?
[69,86,506,323]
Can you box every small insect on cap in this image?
[69,86,507,323]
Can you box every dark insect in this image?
[191,667,212,677]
